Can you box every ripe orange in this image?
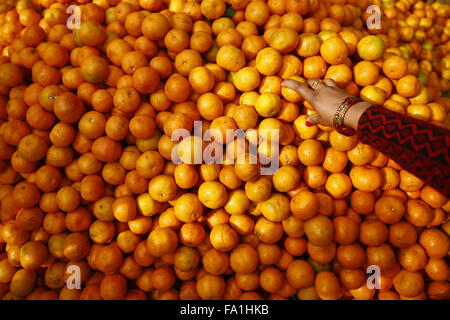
[353,61,379,86]
[147,227,178,257]
[270,28,299,54]
[357,35,385,61]
[255,92,282,117]
[233,66,260,92]
[202,247,228,275]
[260,193,290,222]
[0,0,447,302]
[297,139,324,166]
[419,228,449,259]
[0,63,24,88]
[256,47,282,76]
[20,240,48,270]
[216,45,246,72]
[106,39,133,67]
[324,64,352,88]
[201,0,226,20]
[396,74,421,98]
[174,193,203,223]
[198,181,228,209]
[164,73,191,103]
[175,49,203,76]
[230,244,258,274]
[349,165,383,192]
[303,56,328,79]
[142,13,170,40]
[374,195,406,224]
[132,67,160,94]
[244,1,270,26]
[393,270,424,298]
[320,36,348,65]
[304,215,334,246]
[196,273,225,300]
[315,271,342,300]
[210,223,239,252]
[188,66,215,94]
[79,20,106,47]
[383,55,408,80]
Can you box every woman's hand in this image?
[281,78,372,130]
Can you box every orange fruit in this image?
[164,73,191,103]
[419,228,449,259]
[260,193,290,222]
[353,61,379,86]
[255,92,282,117]
[210,223,239,252]
[315,271,342,300]
[0,0,447,302]
[298,139,324,166]
[198,181,228,209]
[132,66,160,94]
[188,66,215,94]
[303,56,328,79]
[383,55,408,80]
[174,193,203,223]
[100,274,128,300]
[420,185,447,209]
[297,33,321,57]
[79,20,106,47]
[10,269,37,297]
[393,270,424,298]
[260,267,284,293]
[147,227,178,257]
[324,64,352,88]
[230,244,258,274]
[304,215,334,246]
[396,74,421,98]
[241,35,266,60]
[142,13,170,40]
[216,45,246,72]
[20,240,48,270]
[0,63,24,88]
[389,221,418,249]
[270,28,299,54]
[196,273,225,300]
[244,1,270,26]
[278,55,303,80]
[256,47,282,76]
[375,196,406,224]
[233,66,260,92]
[357,35,385,61]
[320,36,348,65]
[200,0,226,20]
[349,165,383,192]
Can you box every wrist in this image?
[343,101,372,131]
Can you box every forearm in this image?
[343,101,372,131]
[355,105,450,198]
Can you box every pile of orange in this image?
[0,0,449,300]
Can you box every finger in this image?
[281,79,314,100]
[324,78,338,88]
[306,113,321,126]
[307,78,327,90]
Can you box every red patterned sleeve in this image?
[357,105,450,198]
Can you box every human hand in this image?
[281,78,371,130]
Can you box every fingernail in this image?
[305,121,313,127]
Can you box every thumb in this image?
[305,113,321,126]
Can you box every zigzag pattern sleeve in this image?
[357,105,450,198]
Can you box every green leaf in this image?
[223,5,236,18]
